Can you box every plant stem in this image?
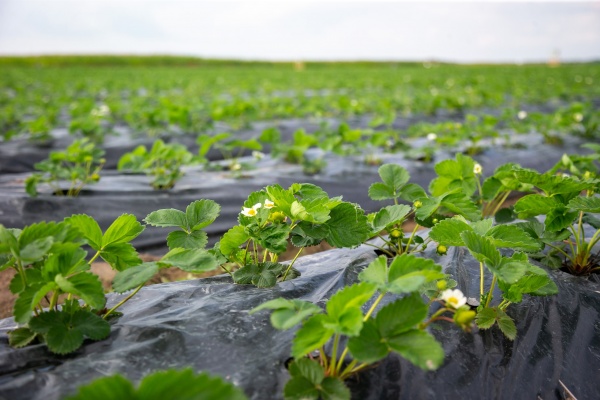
[364,293,385,321]
[484,276,497,308]
[479,262,484,298]
[103,284,143,320]
[490,191,511,216]
[329,334,340,376]
[363,242,395,258]
[49,291,60,310]
[339,359,358,379]
[320,346,329,372]
[546,242,573,262]
[89,250,102,264]
[404,224,420,254]
[281,247,304,281]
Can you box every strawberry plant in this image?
[25,138,105,197]
[251,254,475,399]
[117,139,196,189]
[512,166,600,275]
[197,132,262,177]
[430,216,557,339]
[66,368,247,400]
[0,210,218,354]
[217,183,371,287]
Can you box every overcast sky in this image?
[0,1,598,63]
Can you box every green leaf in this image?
[160,248,219,273]
[112,262,159,293]
[8,327,37,348]
[514,194,560,219]
[398,183,427,202]
[292,314,335,359]
[28,309,65,334]
[290,222,328,247]
[42,245,88,280]
[324,203,370,248]
[65,214,103,250]
[489,252,529,284]
[497,309,517,340]
[102,214,144,247]
[461,231,502,268]
[137,369,247,400]
[347,320,390,363]
[375,294,428,337]
[250,298,322,330]
[358,256,388,288]
[545,207,578,232]
[101,242,142,272]
[70,309,111,340]
[370,205,411,233]
[30,309,110,354]
[186,199,221,230]
[324,282,376,336]
[441,193,481,221]
[232,262,285,288]
[430,154,477,197]
[368,182,395,201]
[387,330,444,370]
[386,254,444,294]
[219,225,250,256]
[415,196,442,221]
[265,184,297,217]
[486,225,542,252]
[55,272,106,310]
[166,230,208,250]
[0,225,18,255]
[475,307,497,329]
[289,358,324,385]
[14,283,54,324]
[258,224,291,254]
[19,237,54,264]
[65,375,136,400]
[583,214,600,229]
[514,168,593,196]
[429,217,472,247]
[284,359,350,400]
[144,208,188,229]
[46,324,84,354]
[379,164,410,190]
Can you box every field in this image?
[0,56,599,399]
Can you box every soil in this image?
[0,241,336,320]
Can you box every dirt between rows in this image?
[0,241,336,320]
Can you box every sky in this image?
[0,1,599,63]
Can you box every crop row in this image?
[1,148,598,398]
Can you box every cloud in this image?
[0,1,598,62]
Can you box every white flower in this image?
[573,113,583,122]
[264,199,275,209]
[252,151,265,160]
[473,163,483,175]
[91,104,110,117]
[440,289,467,309]
[241,203,262,217]
[517,111,527,120]
[230,162,242,171]
[427,133,437,141]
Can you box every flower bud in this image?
[413,200,423,209]
[269,211,287,224]
[436,244,448,255]
[436,280,447,290]
[390,229,402,239]
[454,309,476,329]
